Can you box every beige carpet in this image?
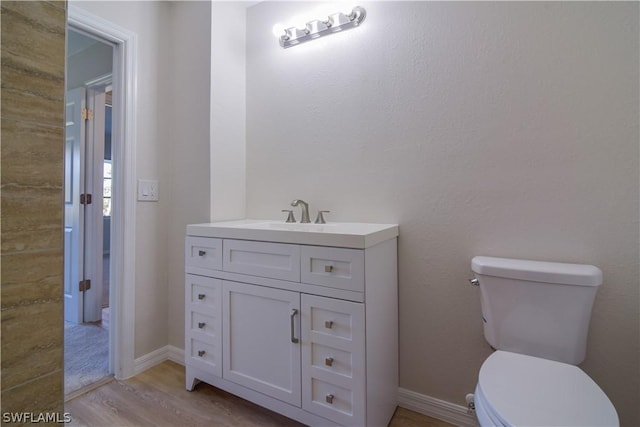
[64,321,109,395]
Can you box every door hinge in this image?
[81,107,94,121]
[80,193,92,205]
[79,279,91,292]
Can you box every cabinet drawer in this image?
[188,311,217,339]
[308,377,360,426]
[188,337,221,375]
[223,240,300,282]
[306,299,364,343]
[301,246,364,292]
[186,275,222,310]
[310,342,353,378]
[186,237,222,271]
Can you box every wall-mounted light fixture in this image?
[279,6,366,49]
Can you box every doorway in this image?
[67,3,138,383]
[64,28,113,395]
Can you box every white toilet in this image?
[471,256,619,427]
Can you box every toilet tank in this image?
[471,256,602,365]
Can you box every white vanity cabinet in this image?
[185,221,398,427]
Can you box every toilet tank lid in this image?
[471,256,602,286]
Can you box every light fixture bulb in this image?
[328,12,350,27]
[306,20,329,37]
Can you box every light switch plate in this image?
[138,179,159,201]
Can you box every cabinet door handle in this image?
[325,394,334,404]
[198,350,206,357]
[325,357,334,367]
[198,250,206,257]
[324,320,334,329]
[198,322,206,329]
[324,265,333,273]
[198,293,205,300]
[290,309,299,343]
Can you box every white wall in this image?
[167,1,248,349]
[210,2,247,221]
[70,1,211,358]
[71,0,171,358]
[246,2,639,425]
[166,1,212,351]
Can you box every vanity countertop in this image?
[187,219,398,249]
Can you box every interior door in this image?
[64,87,107,324]
[83,89,105,323]
[64,87,86,324]
[222,281,301,406]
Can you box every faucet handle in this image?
[282,209,296,223]
[315,210,330,224]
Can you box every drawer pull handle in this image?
[325,357,334,367]
[198,293,206,300]
[198,322,206,329]
[324,320,334,329]
[290,309,299,343]
[324,265,333,273]
[198,250,206,257]
[325,394,334,404]
[198,350,206,357]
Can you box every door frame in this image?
[68,5,137,380]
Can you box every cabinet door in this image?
[222,281,301,406]
[301,294,365,426]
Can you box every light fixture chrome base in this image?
[279,6,366,49]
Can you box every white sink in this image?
[229,221,337,232]
[187,219,398,249]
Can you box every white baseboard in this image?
[397,388,478,427]
[134,345,185,375]
[167,345,185,365]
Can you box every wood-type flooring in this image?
[66,361,455,427]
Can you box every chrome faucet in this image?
[290,199,310,223]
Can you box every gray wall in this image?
[246,2,639,424]
[72,1,211,359]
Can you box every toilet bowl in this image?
[474,351,618,427]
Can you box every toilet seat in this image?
[474,383,509,426]
[476,351,618,427]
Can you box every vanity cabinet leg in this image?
[185,369,200,391]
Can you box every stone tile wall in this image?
[1,1,67,422]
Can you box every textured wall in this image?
[1,0,67,419]
[246,2,639,425]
